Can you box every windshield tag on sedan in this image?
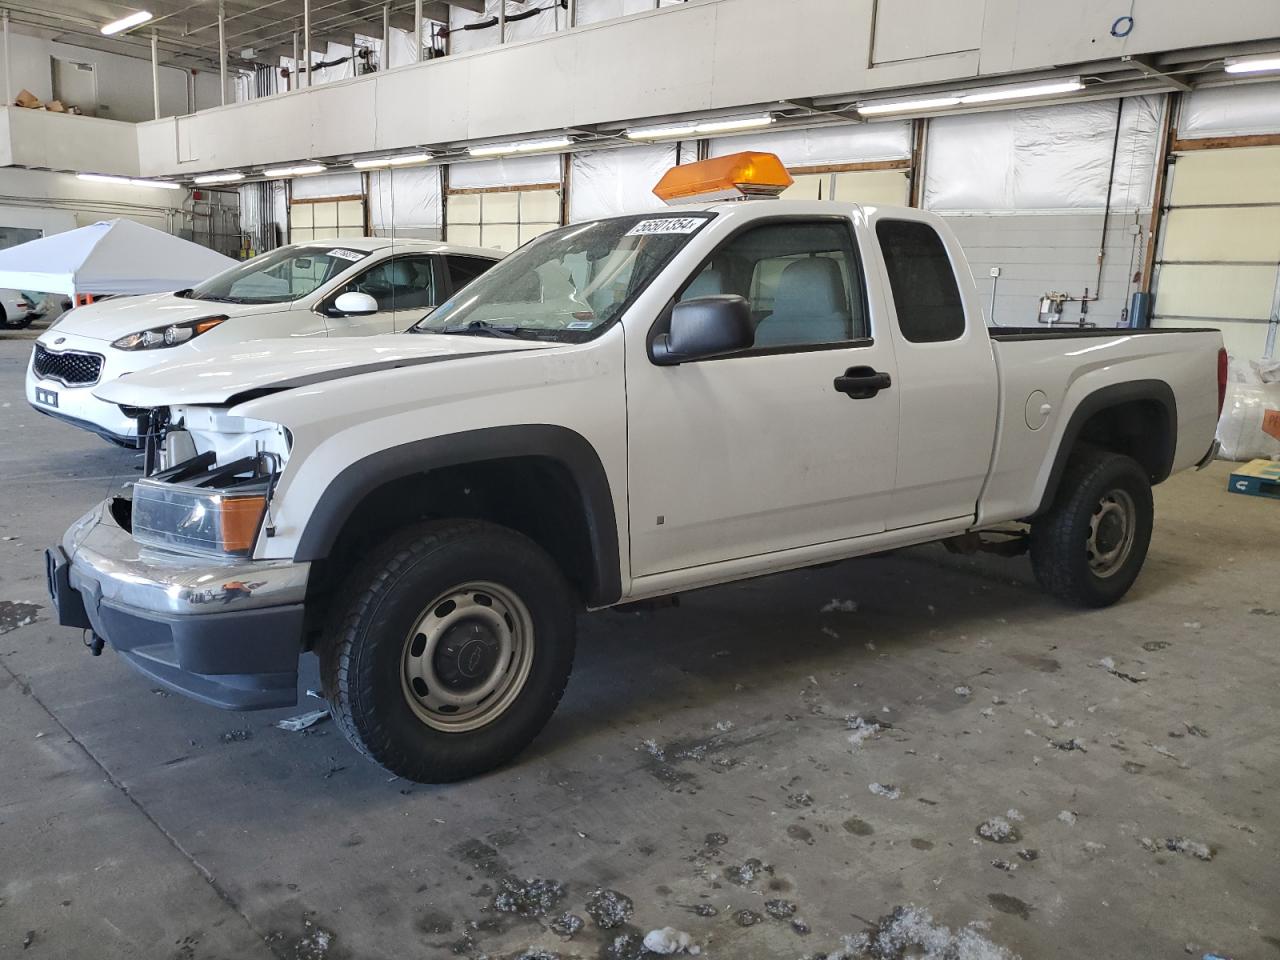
[566,321,594,330]
[625,217,703,237]
[327,248,365,262]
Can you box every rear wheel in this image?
[320,519,576,783]
[1030,448,1153,608]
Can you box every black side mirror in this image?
[650,295,754,365]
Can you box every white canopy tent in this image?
[0,220,237,298]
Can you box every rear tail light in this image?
[1217,347,1228,416]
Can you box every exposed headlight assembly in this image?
[113,315,227,351]
[131,452,277,556]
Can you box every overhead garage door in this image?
[783,164,910,205]
[1152,145,1280,360]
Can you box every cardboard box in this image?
[1228,458,1280,500]
[1264,408,1280,442]
[14,88,42,109]
[46,100,66,113]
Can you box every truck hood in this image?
[93,334,558,407]
[40,293,290,343]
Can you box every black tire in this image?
[1030,447,1154,608]
[320,519,576,783]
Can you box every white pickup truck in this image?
[46,153,1225,784]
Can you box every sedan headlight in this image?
[113,315,227,351]
[131,478,269,556]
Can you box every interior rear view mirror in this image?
[650,295,755,365]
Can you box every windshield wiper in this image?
[437,320,527,339]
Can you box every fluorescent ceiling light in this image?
[352,152,434,169]
[857,96,962,116]
[78,173,181,189]
[694,114,774,134]
[959,78,1084,104]
[101,10,152,35]
[262,163,327,177]
[624,114,774,140]
[857,77,1084,116]
[193,172,245,184]
[625,122,699,141]
[1225,54,1280,74]
[468,136,572,158]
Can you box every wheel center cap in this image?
[434,620,501,692]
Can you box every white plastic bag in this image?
[1216,380,1280,461]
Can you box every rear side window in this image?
[447,255,495,292]
[876,220,965,343]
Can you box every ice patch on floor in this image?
[868,782,901,800]
[977,816,1020,843]
[643,927,700,955]
[823,905,1019,959]
[822,598,859,613]
[1057,810,1077,825]
[846,715,882,748]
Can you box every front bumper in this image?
[25,357,138,444]
[48,501,311,710]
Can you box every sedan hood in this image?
[93,334,557,407]
[40,293,290,343]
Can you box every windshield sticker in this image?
[566,320,594,330]
[625,217,704,237]
[327,248,365,262]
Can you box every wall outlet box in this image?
[989,266,1001,278]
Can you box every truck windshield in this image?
[411,213,714,342]
[182,245,371,304]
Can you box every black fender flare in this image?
[293,424,622,606]
[1033,379,1177,517]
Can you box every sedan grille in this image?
[33,343,103,386]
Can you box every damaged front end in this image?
[45,402,309,710]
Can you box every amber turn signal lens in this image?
[219,494,268,554]
[652,151,794,204]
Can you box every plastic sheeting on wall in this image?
[1180,82,1280,139]
[368,166,443,232]
[576,0,669,25]
[291,172,364,200]
[568,144,677,222]
[709,122,912,166]
[448,0,564,54]
[449,154,562,190]
[924,97,1161,212]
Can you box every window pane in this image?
[312,203,338,229]
[519,189,561,223]
[446,255,496,291]
[449,194,482,225]
[680,220,867,348]
[876,220,965,343]
[339,254,436,311]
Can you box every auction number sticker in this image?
[327,248,365,262]
[626,217,704,237]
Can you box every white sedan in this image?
[26,237,500,445]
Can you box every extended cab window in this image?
[876,220,965,343]
[446,255,495,292]
[336,255,437,312]
[680,220,868,348]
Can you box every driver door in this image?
[322,254,441,335]
[625,217,900,577]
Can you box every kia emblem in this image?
[54,337,66,344]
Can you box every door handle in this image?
[833,366,892,399]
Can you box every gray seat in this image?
[681,266,726,300]
[754,258,852,347]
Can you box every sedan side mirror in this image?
[650,295,755,365]
[332,291,379,316]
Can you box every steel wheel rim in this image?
[400,580,534,733]
[1087,488,1137,579]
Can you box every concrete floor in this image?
[1,331,1277,960]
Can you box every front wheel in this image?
[320,519,576,783]
[1030,448,1154,608]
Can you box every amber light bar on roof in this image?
[652,151,794,205]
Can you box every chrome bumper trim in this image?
[63,501,310,617]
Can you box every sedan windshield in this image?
[411,213,713,342]
[184,245,371,304]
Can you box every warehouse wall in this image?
[0,31,223,122]
[0,168,180,237]
[136,0,1280,177]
